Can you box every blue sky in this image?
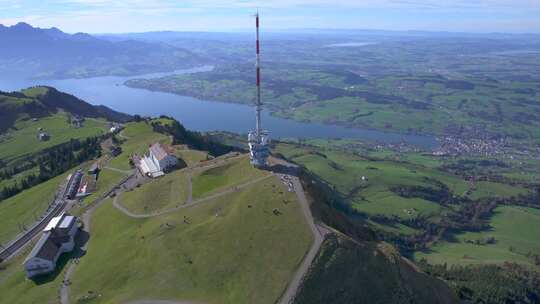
[0,0,539,34]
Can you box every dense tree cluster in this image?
[150,116,239,157]
[0,137,102,201]
[418,260,540,304]
[390,184,455,205]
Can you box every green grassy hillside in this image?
[107,121,170,170]
[0,173,67,245]
[69,176,312,304]
[0,86,130,132]
[120,169,190,214]
[191,155,267,199]
[294,234,458,304]
[415,205,540,267]
[0,112,108,162]
[273,139,540,303]
[0,243,66,304]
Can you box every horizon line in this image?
[2,21,540,36]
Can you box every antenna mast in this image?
[255,11,262,135]
[248,12,271,168]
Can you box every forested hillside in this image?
[0,86,130,131]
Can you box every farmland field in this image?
[415,206,540,268]
[0,112,108,163]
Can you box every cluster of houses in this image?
[23,213,79,278]
[134,142,178,178]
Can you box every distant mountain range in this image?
[0,23,204,79]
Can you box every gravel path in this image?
[271,158,326,304]
[113,174,273,218]
[60,173,135,304]
[59,189,108,304]
[103,166,134,175]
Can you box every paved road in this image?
[271,158,326,304]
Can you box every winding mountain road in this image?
[271,158,326,304]
[56,154,324,304]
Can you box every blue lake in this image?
[0,67,438,150]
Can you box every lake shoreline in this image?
[0,67,439,150]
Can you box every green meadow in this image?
[415,205,540,268]
[191,155,268,200]
[107,121,170,171]
[0,243,65,304]
[0,112,108,163]
[0,173,68,245]
[69,176,312,304]
[120,169,190,214]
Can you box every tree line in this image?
[149,116,239,156]
[418,260,540,304]
[0,137,102,201]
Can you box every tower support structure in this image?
[248,12,270,168]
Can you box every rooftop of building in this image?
[150,142,169,161]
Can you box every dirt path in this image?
[59,183,114,304]
[186,172,193,204]
[58,154,316,304]
[59,173,135,304]
[271,158,326,304]
[113,174,273,219]
[118,130,129,140]
[103,166,134,175]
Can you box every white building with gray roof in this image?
[23,213,78,278]
[137,142,177,178]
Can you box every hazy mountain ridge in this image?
[0,23,204,79]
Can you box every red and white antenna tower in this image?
[248,11,270,168]
[255,11,262,135]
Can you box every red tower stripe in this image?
[256,40,260,54]
[256,68,260,86]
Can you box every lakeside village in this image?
[323,126,540,161]
[21,134,179,278]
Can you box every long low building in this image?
[23,213,79,278]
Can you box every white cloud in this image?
[1,0,539,33]
[33,0,540,10]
